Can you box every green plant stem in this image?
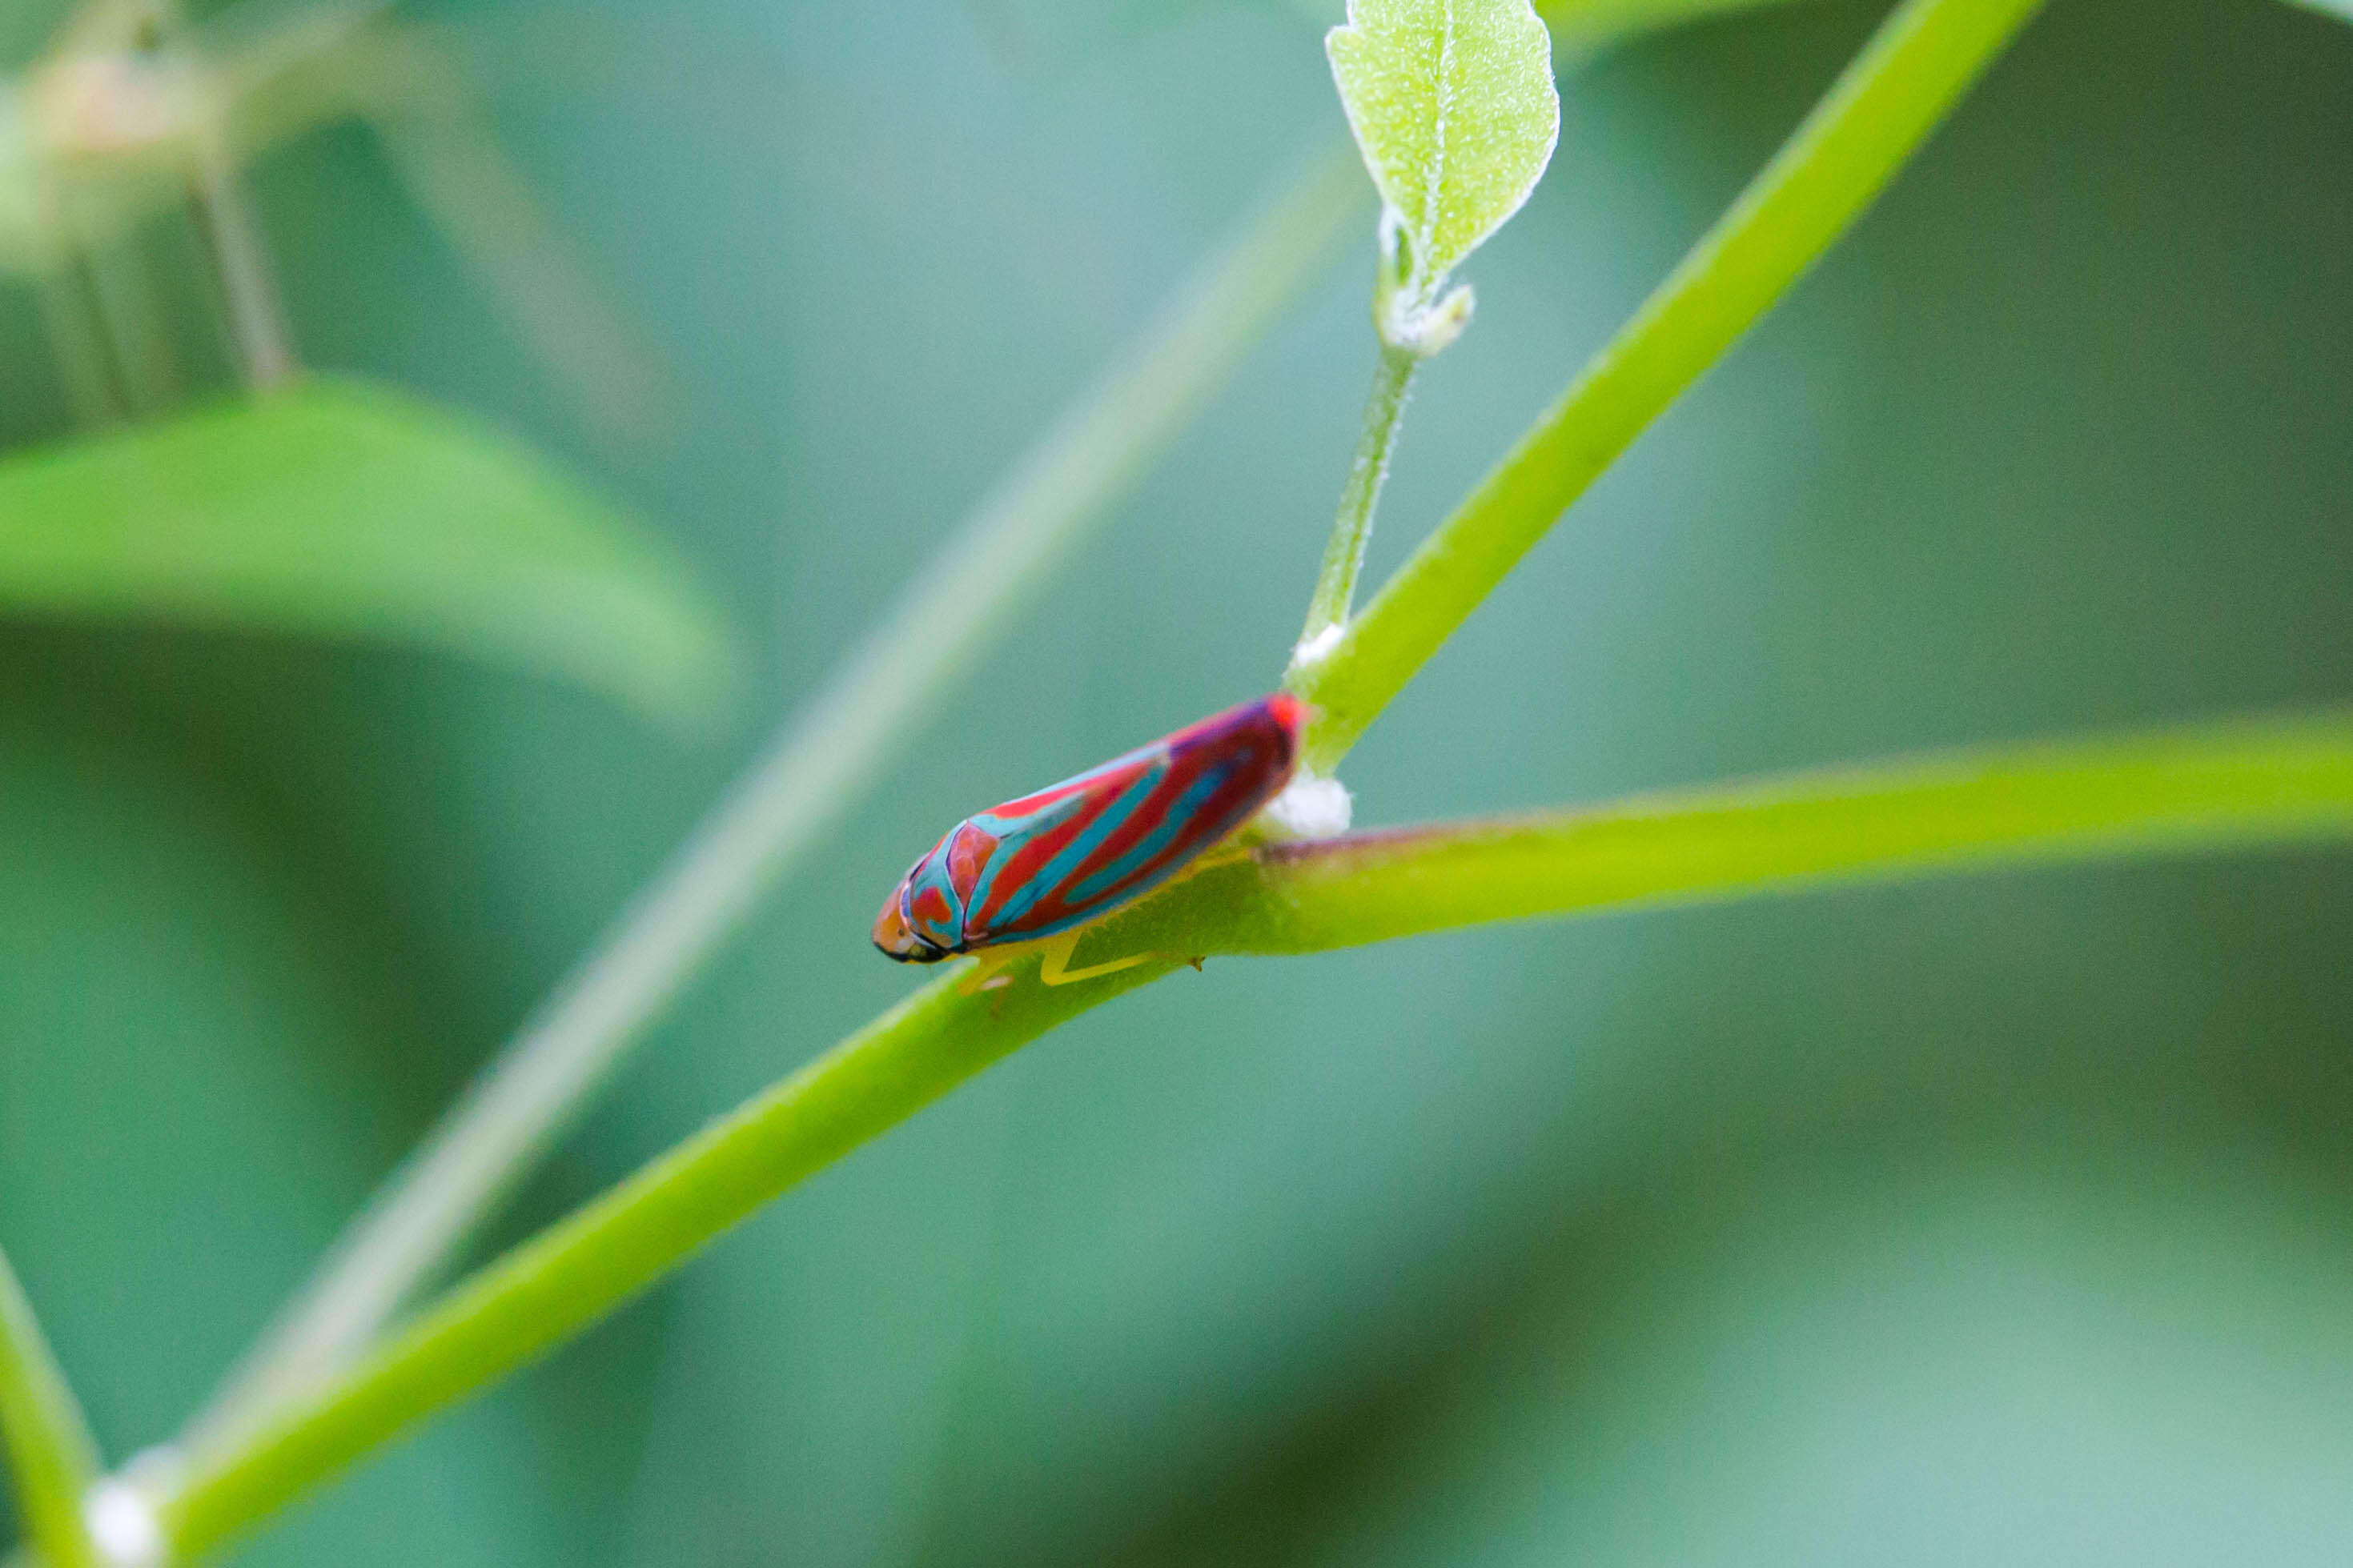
[0,1245,103,1568]
[183,0,1993,1461]
[157,711,2353,1562]
[1295,0,2046,774]
[355,22,676,442]
[1295,344,1419,654]
[180,139,1370,1459]
[162,957,1176,1561]
[1090,712,2353,958]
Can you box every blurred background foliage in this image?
[2,0,2351,1563]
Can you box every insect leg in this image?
[1035,931,1152,987]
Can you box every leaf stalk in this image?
[1295,342,1420,657]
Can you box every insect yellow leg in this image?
[1035,931,1153,987]
[1187,841,1255,874]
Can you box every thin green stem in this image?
[1295,0,2047,773]
[356,23,674,441]
[180,138,1369,1458]
[186,121,298,391]
[1295,344,1419,655]
[1094,712,2353,958]
[163,959,1175,1561]
[157,711,2353,1561]
[0,1244,103,1568]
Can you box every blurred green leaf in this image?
[1327,0,1558,319]
[2283,0,2353,23]
[0,380,739,724]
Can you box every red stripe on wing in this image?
[966,753,1159,937]
[971,696,1301,943]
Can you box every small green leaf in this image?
[1327,0,1558,345]
[0,379,740,724]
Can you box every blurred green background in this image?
[5,0,2353,1562]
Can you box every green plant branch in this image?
[0,1244,103,1568]
[1088,712,2353,959]
[160,0,2062,1537]
[183,0,1990,1458]
[156,711,2353,1562]
[160,954,1177,1562]
[1295,0,2046,773]
[179,138,1371,1459]
[1297,343,1419,652]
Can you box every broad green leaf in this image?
[1327,0,1558,308]
[0,379,739,724]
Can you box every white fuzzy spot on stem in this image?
[85,1478,166,1568]
[1291,623,1345,668]
[1263,773,1353,840]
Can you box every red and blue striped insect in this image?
[873,693,1307,985]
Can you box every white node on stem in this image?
[1263,772,1354,840]
[84,1478,165,1568]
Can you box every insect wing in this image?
[962,697,1298,944]
[956,747,1167,945]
